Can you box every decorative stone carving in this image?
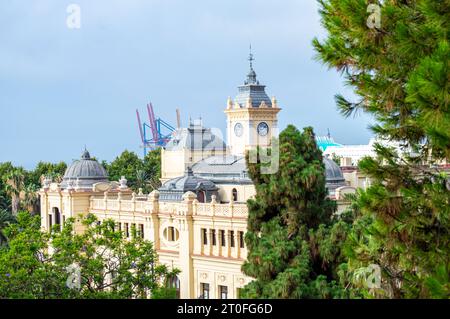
[92,182,111,192]
[148,190,160,200]
[260,100,268,108]
[211,195,217,204]
[42,177,52,189]
[200,272,208,280]
[182,191,197,201]
[271,96,278,108]
[66,179,73,190]
[219,275,226,283]
[227,97,233,109]
[119,176,128,190]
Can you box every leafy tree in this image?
[0,212,179,299]
[142,149,162,192]
[105,151,144,190]
[0,210,16,246]
[3,168,26,215]
[0,162,14,211]
[313,0,449,160]
[314,0,450,298]
[22,183,40,215]
[241,125,349,298]
[331,153,342,166]
[27,161,67,187]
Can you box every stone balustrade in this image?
[90,193,248,219]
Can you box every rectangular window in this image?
[125,223,129,238]
[118,222,122,232]
[169,226,175,241]
[239,231,245,248]
[202,228,208,245]
[230,231,235,248]
[139,224,144,238]
[219,285,228,299]
[48,215,52,228]
[211,229,216,246]
[201,283,210,299]
[220,230,226,247]
[62,215,66,225]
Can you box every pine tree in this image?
[314,0,450,298]
[241,125,349,298]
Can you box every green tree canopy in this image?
[0,212,179,299]
[26,161,67,187]
[241,125,349,298]
[314,0,450,298]
[313,0,449,160]
[104,150,144,190]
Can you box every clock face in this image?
[234,123,243,137]
[257,122,269,136]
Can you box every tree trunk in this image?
[12,195,19,215]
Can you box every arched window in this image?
[197,191,205,203]
[52,207,61,231]
[232,188,238,202]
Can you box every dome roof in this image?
[323,157,345,183]
[159,167,218,202]
[60,149,109,190]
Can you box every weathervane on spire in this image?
[248,44,254,70]
[245,44,258,85]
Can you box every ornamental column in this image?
[178,191,196,298]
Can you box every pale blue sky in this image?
[0,0,373,168]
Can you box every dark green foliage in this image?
[26,161,67,186]
[241,125,349,298]
[104,150,144,189]
[104,149,162,192]
[0,163,13,211]
[313,0,449,160]
[0,210,16,246]
[314,0,450,298]
[342,147,450,298]
[0,212,179,299]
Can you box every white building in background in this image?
[319,136,404,166]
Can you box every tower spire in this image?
[249,44,254,70]
[245,44,258,85]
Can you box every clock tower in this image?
[225,49,281,156]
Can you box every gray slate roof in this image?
[60,150,109,190]
[164,121,226,152]
[234,60,272,108]
[191,155,252,184]
[158,167,218,202]
[323,157,347,194]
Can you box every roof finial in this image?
[245,44,258,85]
[81,147,91,160]
[249,44,254,70]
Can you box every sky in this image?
[0,0,373,169]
